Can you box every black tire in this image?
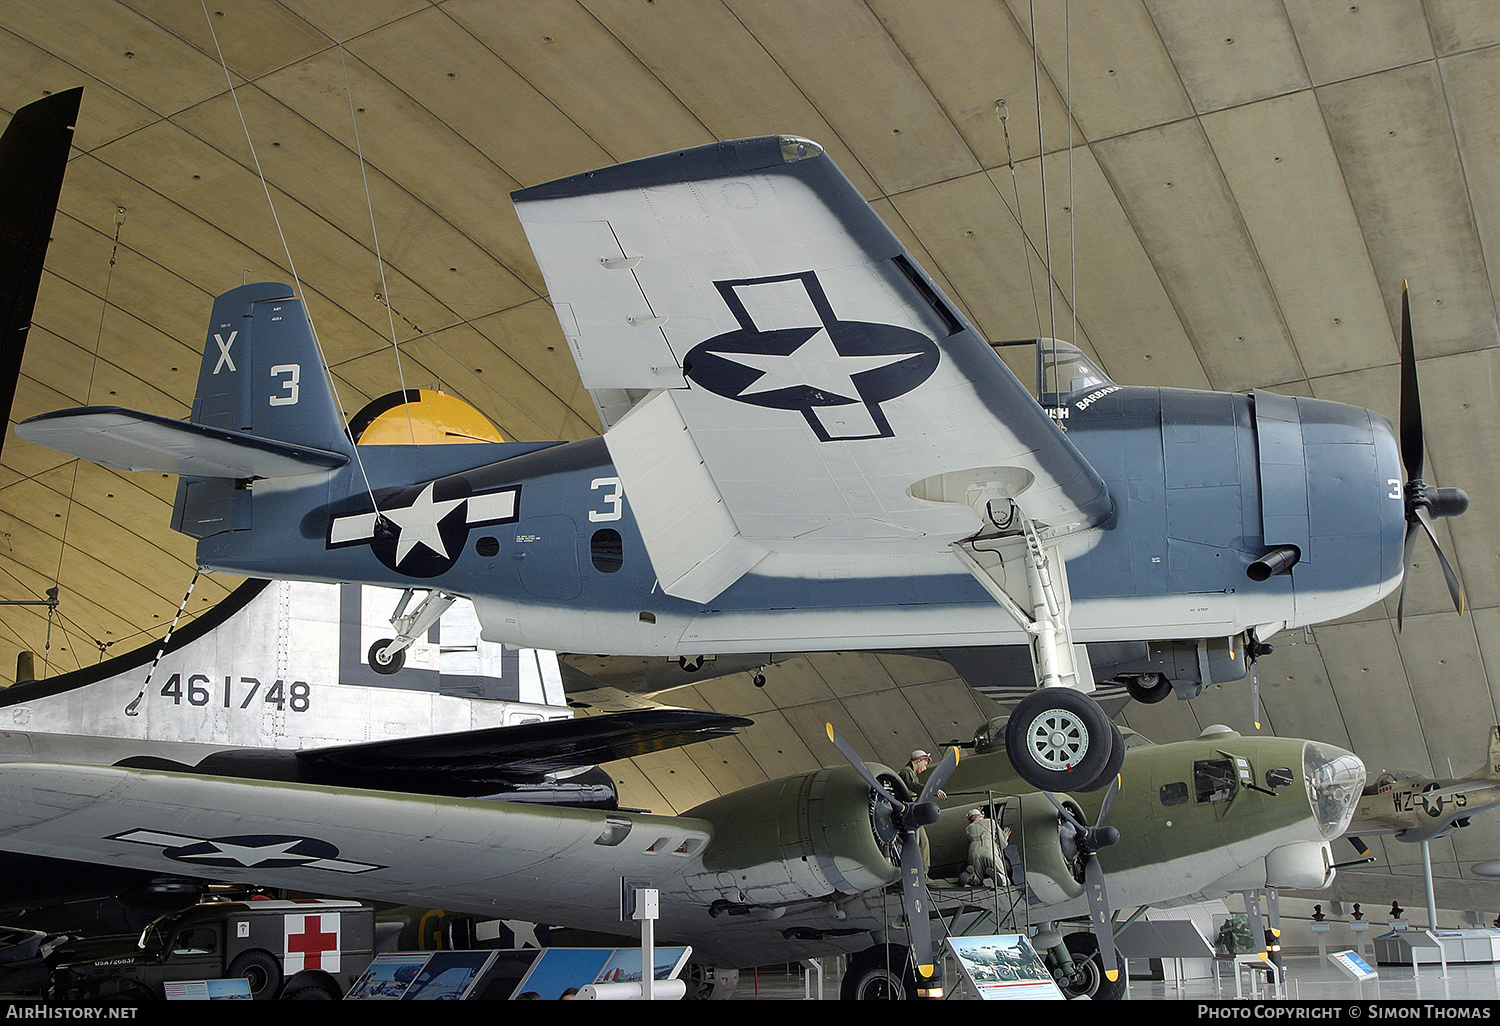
[1053,932,1125,1001]
[841,944,916,1000]
[682,963,740,1000]
[1084,720,1127,792]
[1004,689,1114,792]
[93,979,157,1003]
[368,639,405,675]
[1121,672,1172,704]
[228,949,282,1001]
[283,980,340,1000]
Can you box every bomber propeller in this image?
[825,724,958,987]
[1396,281,1469,630]
[1045,775,1123,982]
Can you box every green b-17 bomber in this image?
[0,710,1365,1000]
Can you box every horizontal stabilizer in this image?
[16,406,348,478]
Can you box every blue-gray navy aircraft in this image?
[17,135,1468,793]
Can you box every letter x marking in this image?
[213,331,237,374]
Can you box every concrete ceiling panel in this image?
[1202,91,1397,381]
[1317,63,1497,358]
[1004,0,1195,141]
[581,0,880,199]
[1145,0,1309,114]
[1092,119,1301,391]
[868,0,1070,171]
[726,0,980,195]
[1283,0,1432,87]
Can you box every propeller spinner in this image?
[825,724,958,985]
[1396,282,1469,629]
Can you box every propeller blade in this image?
[1042,790,1086,831]
[898,829,937,981]
[1412,505,1467,615]
[824,723,901,811]
[918,745,960,804]
[1396,519,1420,631]
[1083,855,1119,981]
[1399,281,1425,483]
[1094,774,1121,828]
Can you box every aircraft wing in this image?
[296,707,752,780]
[0,761,851,967]
[512,136,1113,603]
[0,761,705,936]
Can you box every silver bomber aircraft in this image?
[17,135,1467,793]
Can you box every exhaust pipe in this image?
[1247,545,1300,582]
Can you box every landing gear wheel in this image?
[1005,688,1115,792]
[682,963,740,1000]
[1087,719,1126,792]
[1053,932,1125,1001]
[368,639,405,675]
[840,944,917,1000]
[1121,672,1172,704]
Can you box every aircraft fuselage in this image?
[195,380,1405,660]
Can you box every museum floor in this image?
[736,954,1500,1000]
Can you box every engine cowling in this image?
[1265,841,1335,890]
[679,765,909,908]
[928,793,1085,906]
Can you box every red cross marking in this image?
[286,914,339,971]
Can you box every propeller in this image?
[1245,629,1273,731]
[825,724,959,985]
[1395,282,1469,630]
[1044,775,1123,982]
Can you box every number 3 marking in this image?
[270,363,300,406]
[590,477,623,522]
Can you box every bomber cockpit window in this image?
[1194,758,1238,804]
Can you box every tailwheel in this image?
[1120,671,1172,704]
[367,638,405,675]
[1004,688,1119,792]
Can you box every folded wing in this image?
[513,136,1111,603]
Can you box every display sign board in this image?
[164,978,253,1000]
[345,947,691,1001]
[945,935,1064,1000]
[1329,948,1378,983]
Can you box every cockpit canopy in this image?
[1035,338,1115,404]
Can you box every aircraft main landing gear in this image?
[1005,688,1123,792]
[952,498,1120,792]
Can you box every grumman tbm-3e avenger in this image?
[17,134,1467,793]
[0,704,1365,1001]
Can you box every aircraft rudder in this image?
[191,282,351,456]
[1483,726,1500,779]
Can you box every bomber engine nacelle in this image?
[679,764,907,911]
[1266,841,1336,891]
[928,792,1087,907]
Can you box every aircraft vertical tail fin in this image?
[190,282,351,456]
[1479,726,1500,780]
[171,282,353,538]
